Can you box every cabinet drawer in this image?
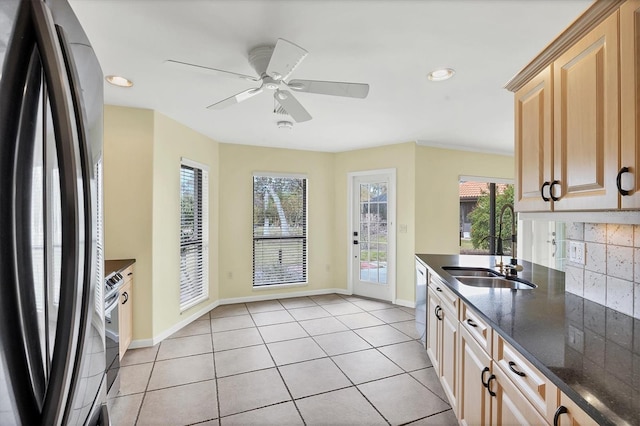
[429,275,458,316]
[460,303,492,356]
[493,335,558,422]
[122,264,134,285]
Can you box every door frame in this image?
[346,168,397,303]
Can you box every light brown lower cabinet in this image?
[426,285,458,413]
[555,392,598,426]
[458,325,492,425]
[491,363,548,426]
[118,269,134,359]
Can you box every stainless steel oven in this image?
[104,272,124,397]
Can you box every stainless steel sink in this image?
[442,266,502,277]
[455,276,537,290]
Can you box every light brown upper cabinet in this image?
[620,0,640,208]
[552,12,619,211]
[507,1,633,212]
[514,66,554,212]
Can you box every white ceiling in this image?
[69,0,591,154]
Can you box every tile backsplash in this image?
[564,223,640,320]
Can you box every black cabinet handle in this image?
[553,405,568,426]
[550,180,560,202]
[128,272,133,276]
[508,361,526,377]
[353,240,359,245]
[436,287,442,292]
[481,367,490,388]
[418,269,424,276]
[122,292,129,304]
[616,167,630,196]
[540,181,550,202]
[486,374,496,397]
[466,318,478,328]
[434,305,443,321]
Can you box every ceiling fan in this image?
[166,38,370,123]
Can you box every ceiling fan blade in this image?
[287,79,369,99]
[274,90,311,122]
[207,87,263,110]
[266,39,308,81]
[165,59,260,82]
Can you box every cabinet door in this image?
[556,392,598,426]
[515,65,554,212]
[119,279,133,358]
[553,12,619,210]
[426,288,440,373]
[458,326,491,426]
[621,0,640,208]
[440,305,458,413]
[491,362,548,426]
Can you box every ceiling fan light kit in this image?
[167,38,370,123]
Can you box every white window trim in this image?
[252,172,309,287]
[179,158,209,312]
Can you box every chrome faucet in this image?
[497,203,520,275]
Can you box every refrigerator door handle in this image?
[30,2,85,424]
[54,24,98,425]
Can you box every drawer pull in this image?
[466,318,478,328]
[508,361,526,377]
[481,367,490,388]
[436,286,442,292]
[418,269,424,276]
[434,305,443,321]
[128,272,133,276]
[486,374,496,397]
[553,405,568,426]
[122,292,129,304]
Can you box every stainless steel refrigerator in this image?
[0,0,106,424]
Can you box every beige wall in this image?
[152,111,220,335]
[103,106,154,339]
[104,107,220,340]
[333,142,417,303]
[414,145,514,255]
[218,143,335,299]
[104,106,515,342]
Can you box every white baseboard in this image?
[128,299,220,349]
[395,298,415,308]
[129,288,415,349]
[219,287,350,305]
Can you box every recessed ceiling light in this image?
[427,68,455,82]
[105,75,133,87]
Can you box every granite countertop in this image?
[104,259,136,278]
[416,254,640,426]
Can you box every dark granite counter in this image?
[105,259,136,278]
[416,254,639,426]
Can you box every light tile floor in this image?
[109,294,457,425]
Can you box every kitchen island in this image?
[417,254,639,426]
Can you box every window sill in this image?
[252,282,308,291]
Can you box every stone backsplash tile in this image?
[608,224,634,247]
[585,242,606,274]
[606,276,634,317]
[563,222,639,319]
[583,270,606,304]
[584,223,607,243]
[606,245,634,281]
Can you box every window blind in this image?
[253,174,307,286]
[180,159,209,311]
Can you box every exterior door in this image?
[351,171,395,301]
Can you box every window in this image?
[253,174,307,287]
[459,177,514,255]
[180,159,209,311]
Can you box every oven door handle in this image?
[105,294,119,316]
